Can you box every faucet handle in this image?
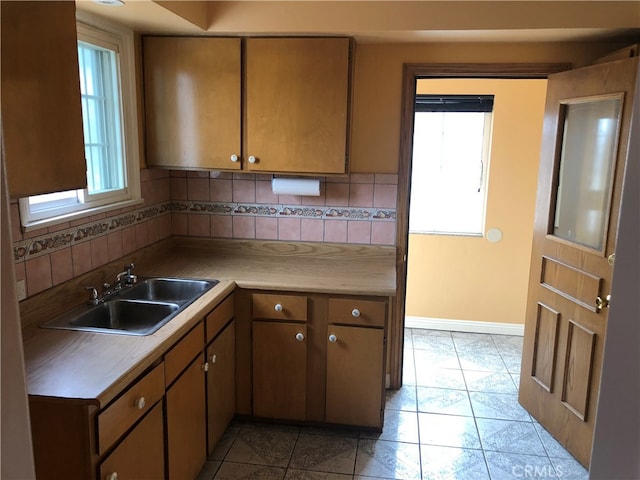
[124,263,135,273]
[85,286,99,305]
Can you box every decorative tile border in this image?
[14,203,171,263]
[175,201,396,222]
[14,200,396,263]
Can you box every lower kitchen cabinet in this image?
[243,290,388,428]
[28,293,236,480]
[165,323,207,480]
[253,321,307,420]
[206,319,236,453]
[326,325,385,427]
[99,403,165,480]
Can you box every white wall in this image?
[1,155,36,478]
[589,60,640,479]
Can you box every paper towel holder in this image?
[271,176,321,196]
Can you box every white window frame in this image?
[19,12,141,231]
[409,105,493,236]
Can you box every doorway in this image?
[405,78,547,334]
[388,63,570,389]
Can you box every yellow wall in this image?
[349,41,623,173]
[405,78,547,324]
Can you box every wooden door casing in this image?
[519,57,638,467]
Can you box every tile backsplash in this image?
[11,169,397,298]
[169,171,397,245]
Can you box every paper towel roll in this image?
[271,177,320,196]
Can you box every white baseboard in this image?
[405,316,524,336]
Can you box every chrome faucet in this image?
[115,263,137,289]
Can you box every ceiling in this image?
[75,0,640,44]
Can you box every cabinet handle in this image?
[295,332,304,342]
[202,362,209,373]
[230,154,239,163]
[210,354,217,364]
[351,308,361,318]
[106,473,118,480]
[274,303,283,312]
[328,334,337,343]
[135,397,146,410]
[248,155,257,164]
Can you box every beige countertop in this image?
[21,238,396,407]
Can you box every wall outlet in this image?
[16,279,26,301]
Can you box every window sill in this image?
[21,197,144,233]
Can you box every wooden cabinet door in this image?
[253,321,307,420]
[143,36,242,170]
[245,38,351,174]
[326,325,384,428]
[1,1,86,198]
[207,320,236,455]
[100,402,164,480]
[166,354,207,480]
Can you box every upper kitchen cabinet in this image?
[143,37,242,170]
[1,1,87,198]
[245,37,351,174]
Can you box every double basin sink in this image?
[41,277,219,336]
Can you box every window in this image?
[19,15,140,229]
[409,95,494,235]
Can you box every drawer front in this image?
[206,294,234,344]
[253,293,307,321]
[100,402,165,480]
[165,322,205,387]
[328,298,386,327]
[98,362,165,455]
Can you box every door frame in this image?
[390,62,571,389]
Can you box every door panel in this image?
[561,321,596,421]
[531,303,560,392]
[519,56,638,468]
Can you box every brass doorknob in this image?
[595,295,611,312]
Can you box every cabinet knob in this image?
[230,154,239,162]
[106,473,118,480]
[328,334,337,343]
[295,332,305,341]
[248,155,257,164]
[135,397,146,410]
[202,362,209,373]
[274,303,283,312]
[210,354,217,364]
[351,308,361,318]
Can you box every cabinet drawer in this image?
[253,293,307,321]
[98,362,165,455]
[206,294,234,344]
[100,402,165,480]
[328,298,386,327]
[165,322,205,387]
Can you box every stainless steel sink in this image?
[68,300,179,335]
[41,277,219,336]
[119,277,215,305]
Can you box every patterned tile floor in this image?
[197,329,589,479]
